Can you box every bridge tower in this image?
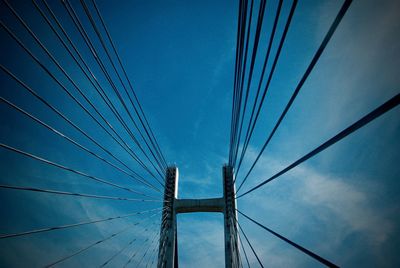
[157,165,240,268]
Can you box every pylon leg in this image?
[223,165,240,268]
[158,167,179,268]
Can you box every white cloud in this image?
[295,166,394,246]
[237,145,397,266]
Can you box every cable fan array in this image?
[0,0,169,266]
[0,0,398,267]
[228,0,399,266]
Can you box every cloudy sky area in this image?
[0,0,399,267]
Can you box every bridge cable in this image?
[90,0,168,169]
[237,92,400,198]
[236,0,353,192]
[100,212,164,267]
[231,0,254,167]
[231,0,254,166]
[46,225,132,267]
[0,18,162,187]
[80,0,167,173]
[0,65,162,191]
[0,207,162,239]
[237,210,338,267]
[80,0,168,171]
[100,236,137,267]
[136,231,160,267]
[229,0,246,165]
[58,0,166,181]
[144,243,159,268]
[45,212,161,267]
[233,0,271,167]
[0,184,164,202]
[0,143,159,199]
[230,215,243,267]
[32,0,164,186]
[235,0,287,175]
[123,230,159,268]
[236,219,264,267]
[0,96,162,193]
[62,0,166,177]
[238,231,251,268]
[230,0,255,165]
[149,245,159,268]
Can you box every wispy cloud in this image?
[237,144,398,266]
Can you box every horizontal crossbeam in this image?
[174,198,225,213]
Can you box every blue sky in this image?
[0,0,399,267]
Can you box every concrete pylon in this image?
[223,165,240,268]
[158,167,179,268]
[157,165,240,268]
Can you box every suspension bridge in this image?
[0,0,399,267]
